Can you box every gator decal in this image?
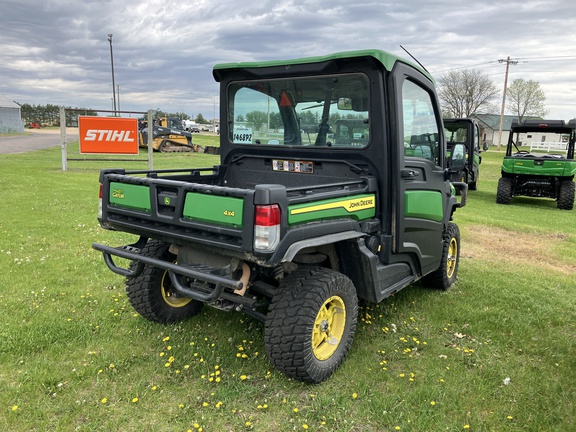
[404,190,443,222]
[109,182,151,212]
[183,193,244,227]
[288,194,375,225]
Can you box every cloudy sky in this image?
[1,0,575,120]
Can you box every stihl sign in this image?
[79,116,139,154]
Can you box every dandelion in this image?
[162,336,170,342]
[463,425,470,429]
[101,398,108,404]
[240,375,247,380]
[132,397,139,403]
[303,425,309,429]
[430,401,436,406]
[152,386,158,391]
[507,416,513,420]
[12,405,19,411]
[352,393,358,399]
[179,403,185,409]
[293,408,299,413]
[202,402,209,407]
[395,427,401,431]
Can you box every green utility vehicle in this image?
[444,118,485,190]
[93,49,467,383]
[496,119,575,209]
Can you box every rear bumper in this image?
[92,240,243,302]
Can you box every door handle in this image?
[401,169,419,179]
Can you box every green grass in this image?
[0,143,574,431]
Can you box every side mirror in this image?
[483,141,489,151]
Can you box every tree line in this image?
[18,103,213,127]
[437,72,548,121]
[18,103,98,127]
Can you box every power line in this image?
[432,60,498,74]
[515,55,576,61]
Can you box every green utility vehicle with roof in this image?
[93,49,467,383]
[496,119,575,210]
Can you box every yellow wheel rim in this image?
[446,237,458,279]
[161,271,192,308]
[312,296,346,361]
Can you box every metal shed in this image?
[0,95,24,133]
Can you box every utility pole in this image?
[108,34,117,116]
[496,56,518,151]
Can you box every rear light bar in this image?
[254,204,280,252]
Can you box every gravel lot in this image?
[0,127,79,154]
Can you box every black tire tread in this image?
[422,222,460,291]
[496,177,513,204]
[557,180,575,210]
[264,267,358,383]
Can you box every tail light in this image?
[98,183,103,218]
[254,204,280,252]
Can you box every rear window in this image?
[227,73,370,148]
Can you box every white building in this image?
[0,95,24,133]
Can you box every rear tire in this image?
[557,180,575,210]
[423,222,460,290]
[126,240,203,324]
[496,177,513,204]
[264,267,358,383]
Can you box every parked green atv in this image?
[496,119,575,210]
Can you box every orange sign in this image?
[79,116,139,154]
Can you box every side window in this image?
[402,80,440,165]
[474,125,480,151]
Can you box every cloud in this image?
[1,0,575,119]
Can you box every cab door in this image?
[392,64,449,276]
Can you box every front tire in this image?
[264,267,358,383]
[126,240,203,324]
[423,222,460,290]
[468,171,478,191]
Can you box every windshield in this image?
[445,124,468,144]
[227,73,370,148]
